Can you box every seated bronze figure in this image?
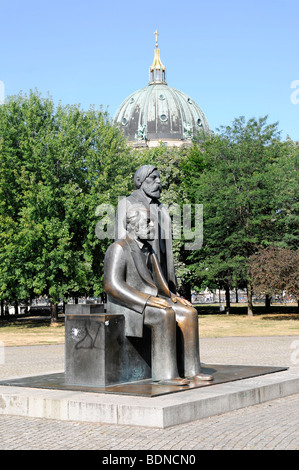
[104,205,212,385]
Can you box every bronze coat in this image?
[115,189,177,293]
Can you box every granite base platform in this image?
[1,364,298,428]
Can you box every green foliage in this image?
[0,90,136,314]
[269,138,299,249]
[0,92,297,315]
[182,116,294,295]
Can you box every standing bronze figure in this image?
[115,165,176,293]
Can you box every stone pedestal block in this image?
[65,308,151,387]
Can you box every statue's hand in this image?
[170,292,192,306]
[147,296,171,309]
[175,296,192,307]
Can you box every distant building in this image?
[114,31,209,148]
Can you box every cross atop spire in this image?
[154,29,159,47]
[149,30,167,85]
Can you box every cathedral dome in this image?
[113,32,209,147]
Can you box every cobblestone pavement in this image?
[0,336,298,450]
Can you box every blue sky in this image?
[1,0,298,140]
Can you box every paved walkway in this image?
[0,336,298,450]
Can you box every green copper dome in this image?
[113,32,209,147]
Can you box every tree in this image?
[0,90,135,322]
[269,138,299,250]
[249,247,299,310]
[181,116,285,314]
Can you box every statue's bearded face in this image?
[141,170,162,199]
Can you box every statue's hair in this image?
[125,205,149,230]
[134,165,158,188]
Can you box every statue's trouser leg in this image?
[144,306,179,381]
[171,304,201,377]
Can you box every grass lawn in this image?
[0,304,298,346]
[195,303,299,337]
[198,313,299,337]
[0,317,65,347]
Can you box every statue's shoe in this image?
[187,373,213,381]
[157,377,190,386]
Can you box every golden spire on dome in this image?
[149,30,167,85]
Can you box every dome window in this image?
[197,118,202,127]
[129,98,135,104]
[121,118,128,126]
[159,94,165,100]
[160,114,168,122]
[187,98,193,104]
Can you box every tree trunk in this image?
[50,301,58,324]
[14,300,19,316]
[4,301,9,317]
[265,294,271,313]
[0,300,4,318]
[247,283,254,316]
[225,286,230,314]
[235,288,239,303]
